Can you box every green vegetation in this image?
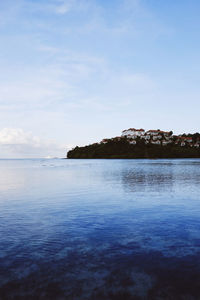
[67,137,200,159]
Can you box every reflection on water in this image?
[0,159,200,299]
[122,169,174,193]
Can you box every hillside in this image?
[67,137,200,159]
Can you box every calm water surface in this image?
[0,159,200,299]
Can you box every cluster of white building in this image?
[121,128,200,147]
[101,128,200,148]
[175,136,199,148]
[121,128,173,145]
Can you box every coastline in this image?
[67,141,200,159]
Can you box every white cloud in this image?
[55,0,74,14]
[18,0,88,17]
[0,128,68,158]
[0,45,156,112]
[0,128,39,145]
[53,0,96,15]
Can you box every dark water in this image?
[0,159,200,299]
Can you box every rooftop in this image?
[122,128,145,132]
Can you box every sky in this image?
[0,0,200,158]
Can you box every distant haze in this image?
[1,0,200,157]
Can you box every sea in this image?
[0,158,200,299]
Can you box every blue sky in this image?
[0,0,200,157]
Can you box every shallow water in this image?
[0,159,200,299]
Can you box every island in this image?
[67,128,200,159]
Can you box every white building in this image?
[144,135,151,140]
[129,140,137,145]
[151,140,161,145]
[162,141,171,146]
[146,130,171,137]
[153,135,162,141]
[146,130,160,136]
[122,128,145,137]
